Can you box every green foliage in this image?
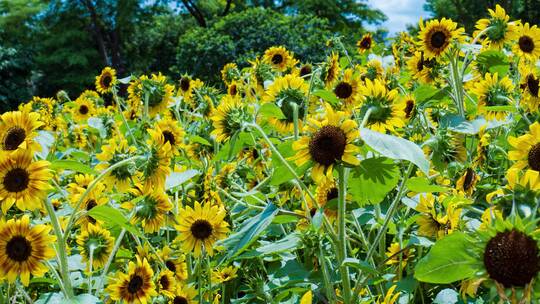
[0,45,33,111]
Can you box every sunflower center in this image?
[527,143,540,171]
[360,37,372,49]
[166,260,176,272]
[79,105,89,115]
[3,127,26,151]
[3,168,30,193]
[484,230,540,287]
[334,82,353,99]
[229,84,237,96]
[430,30,448,49]
[180,78,190,92]
[462,168,475,191]
[404,100,415,118]
[309,125,347,166]
[519,35,535,53]
[173,296,189,304]
[326,187,338,202]
[127,275,144,294]
[272,54,283,65]
[102,75,112,88]
[527,75,539,97]
[162,131,176,146]
[159,274,170,290]
[300,65,312,77]
[6,236,32,262]
[190,219,213,240]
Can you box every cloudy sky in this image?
[366,0,432,35]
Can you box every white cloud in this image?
[365,0,432,35]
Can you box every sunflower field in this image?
[2,4,540,304]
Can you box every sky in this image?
[366,0,432,35]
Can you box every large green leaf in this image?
[50,160,97,175]
[269,141,309,186]
[313,89,340,106]
[88,205,142,237]
[414,232,477,284]
[349,157,400,205]
[219,203,279,260]
[239,233,300,259]
[360,128,429,174]
[476,50,509,76]
[406,177,448,193]
[259,102,285,119]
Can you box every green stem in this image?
[337,166,351,303]
[114,88,138,145]
[360,107,374,129]
[291,102,299,140]
[318,242,337,304]
[43,198,74,299]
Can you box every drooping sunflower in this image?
[357,33,374,53]
[519,64,540,112]
[221,63,240,85]
[76,223,114,270]
[168,284,198,304]
[474,5,518,50]
[123,185,172,233]
[513,23,540,62]
[472,72,514,120]
[0,151,52,213]
[322,52,341,87]
[96,137,139,192]
[427,130,467,167]
[0,215,56,286]
[263,46,297,72]
[175,201,230,257]
[360,59,385,82]
[107,256,157,304]
[72,96,96,122]
[508,121,540,175]
[0,110,42,154]
[357,78,406,134]
[455,167,480,196]
[95,67,117,94]
[291,103,360,184]
[332,69,360,110]
[210,95,251,143]
[418,18,464,59]
[263,74,308,133]
[75,193,108,229]
[158,246,188,282]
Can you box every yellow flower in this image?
[357,33,374,53]
[519,64,540,112]
[407,52,438,84]
[76,223,114,270]
[332,69,360,110]
[0,109,43,155]
[210,95,250,142]
[263,74,308,133]
[263,46,297,72]
[474,5,518,50]
[358,78,405,134]
[376,285,400,304]
[300,290,313,304]
[123,185,172,233]
[107,256,157,304]
[418,18,464,59]
[508,122,540,179]
[385,242,411,268]
[168,283,198,304]
[455,167,480,196]
[158,245,188,282]
[211,265,238,284]
[322,52,340,87]
[72,96,95,122]
[96,137,139,192]
[513,23,540,62]
[472,72,514,121]
[95,67,117,94]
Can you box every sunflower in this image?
[0,109,42,154]
[291,103,360,184]
[361,59,385,82]
[76,223,114,270]
[174,201,230,257]
[107,256,157,304]
[263,74,308,133]
[210,95,251,142]
[75,193,108,229]
[332,69,360,110]
[472,72,514,121]
[508,121,540,175]
[406,51,439,84]
[297,63,313,79]
[418,18,464,59]
[158,246,188,282]
[129,73,174,118]
[519,64,540,112]
[402,94,416,120]
[96,137,139,192]
[357,78,406,134]
[385,242,411,268]
[513,23,540,62]
[263,46,297,72]
[221,63,240,85]
[0,151,51,213]
[123,185,172,233]
[312,180,339,219]
[72,96,95,122]
[357,33,374,53]
[153,118,185,155]
[168,284,198,304]
[455,167,479,196]
[322,52,340,87]
[474,5,518,50]
[0,215,55,286]
[376,285,400,304]
[178,76,204,109]
[415,193,462,239]
[428,131,467,166]
[211,265,238,284]
[95,67,117,94]
[157,269,176,298]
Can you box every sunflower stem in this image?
[114,88,138,145]
[336,165,352,303]
[43,197,74,299]
[16,283,33,304]
[360,107,374,129]
[45,261,68,297]
[291,102,299,140]
[318,241,337,304]
[94,228,126,294]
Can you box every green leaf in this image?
[349,157,400,205]
[269,141,309,186]
[406,177,448,193]
[259,103,285,119]
[360,128,430,175]
[88,205,142,237]
[219,203,279,260]
[440,114,508,134]
[476,50,509,76]
[272,214,299,224]
[50,160,97,175]
[190,135,212,146]
[165,169,199,190]
[313,89,340,106]
[414,85,447,103]
[239,233,300,259]
[414,232,477,284]
[342,258,378,275]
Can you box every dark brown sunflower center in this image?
[173,296,189,304]
[102,75,112,88]
[190,219,213,240]
[519,36,535,53]
[484,230,540,287]
[527,75,539,97]
[528,143,540,171]
[165,260,176,272]
[159,274,170,290]
[180,78,190,92]
[79,105,89,115]
[430,31,448,49]
[127,275,144,294]
[162,131,176,146]
[272,54,283,65]
[334,82,353,99]
[360,37,372,49]
[462,168,475,191]
[300,65,312,77]
[404,100,415,118]
[3,168,30,193]
[3,127,26,151]
[326,187,338,202]
[308,125,347,166]
[86,199,98,224]
[6,236,32,262]
[229,84,237,96]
